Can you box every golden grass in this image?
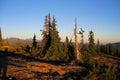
[2,54,85,79]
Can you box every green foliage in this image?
[63,36,75,61]
[68,40,75,60]
[32,34,37,48]
[106,45,109,54]
[87,61,118,80]
[45,16,62,60]
[27,33,39,57]
[40,14,52,56]
[30,47,40,57]
[88,30,96,55]
[96,40,100,53]
[81,45,91,65]
[64,36,69,53]
[102,66,117,80]
[92,62,101,75]
[23,45,31,53]
[116,47,120,57]
[39,14,70,61]
[82,51,91,65]
[22,44,41,58]
[108,43,115,56]
[100,43,120,58]
[79,28,85,46]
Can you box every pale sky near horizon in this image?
[0,0,120,43]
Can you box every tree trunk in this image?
[74,21,82,62]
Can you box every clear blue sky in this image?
[0,0,120,43]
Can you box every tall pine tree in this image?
[88,30,96,54]
[108,43,114,55]
[79,28,85,46]
[40,14,72,61]
[40,13,51,56]
[96,40,100,53]
[32,33,37,48]
[46,16,64,60]
[64,36,69,54]
[63,36,71,61]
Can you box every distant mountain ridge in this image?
[3,37,41,46]
[3,38,120,48]
[105,42,120,48]
[112,42,120,48]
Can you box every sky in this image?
[0,0,120,43]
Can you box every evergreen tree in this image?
[32,33,37,48]
[0,27,3,46]
[106,45,109,54]
[88,30,96,54]
[79,28,85,46]
[116,47,120,57]
[82,44,91,65]
[63,36,72,61]
[96,40,100,53]
[108,43,114,55]
[40,13,51,56]
[46,16,64,60]
[68,39,75,60]
[64,36,69,53]
[40,14,75,61]
[65,36,69,47]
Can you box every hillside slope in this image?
[0,51,86,80]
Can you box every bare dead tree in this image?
[74,18,82,62]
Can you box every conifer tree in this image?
[79,28,86,55]
[31,34,40,57]
[40,14,71,61]
[88,30,96,54]
[79,28,85,46]
[46,16,63,60]
[116,47,120,57]
[63,36,71,61]
[63,38,75,61]
[65,36,69,47]
[32,33,37,48]
[108,43,114,55]
[96,40,100,53]
[106,45,109,54]
[40,13,51,56]
[68,39,75,60]
[64,36,69,54]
